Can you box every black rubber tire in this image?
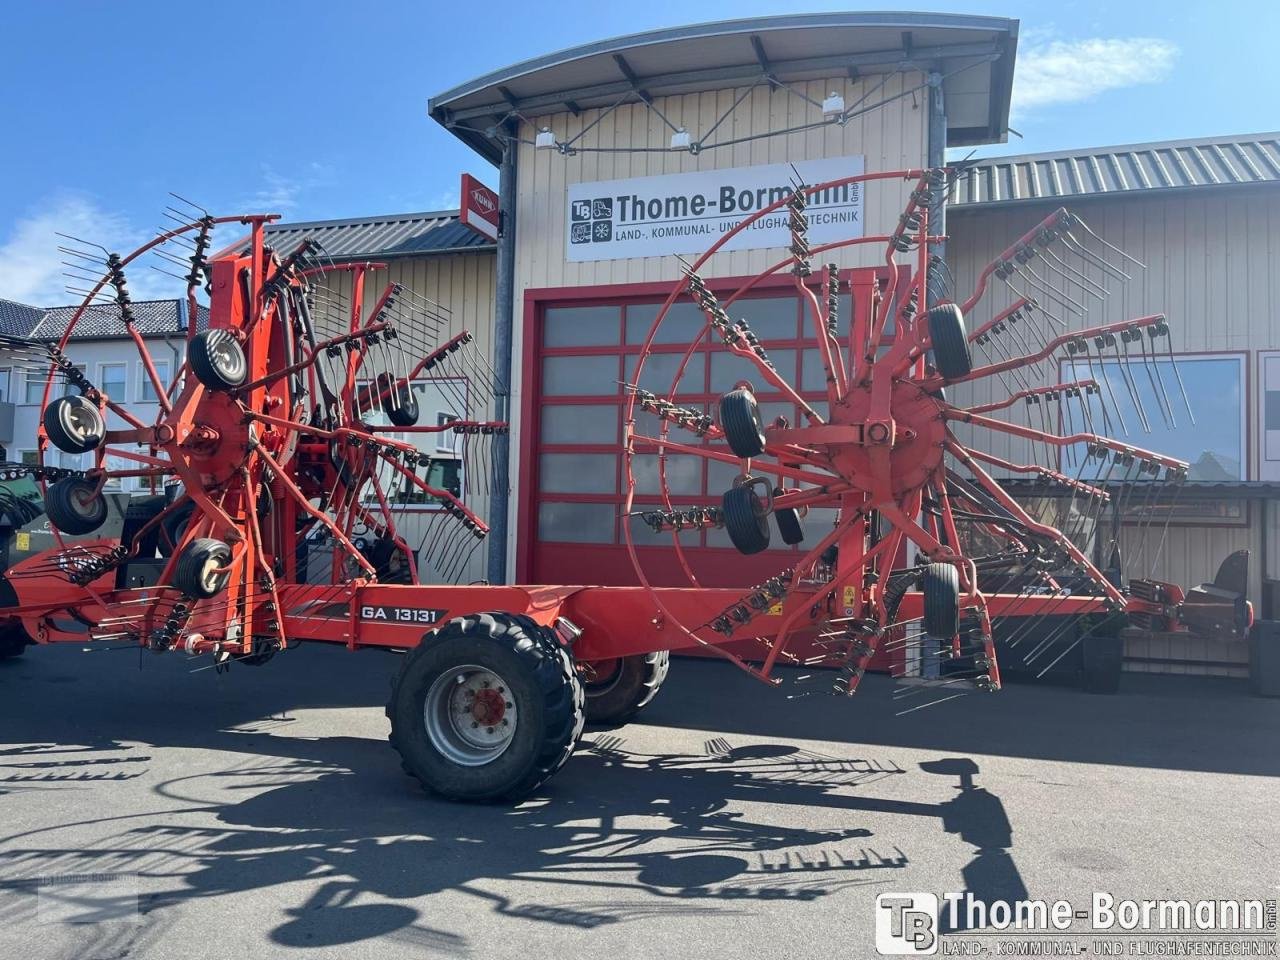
[43,395,105,454]
[722,485,770,555]
[387,613,585,802]
[172,537,232,598]
[718,389,766,458]
[583,651,670,728]
[927,303,972,380]
[772,489,804,545]
[367,535,413,584]
[922,562,961,639]
[0,623,29,659]
[159,499,195,557]
[382,378,420,428]
[44,477,107,535]
[190,329,247,390]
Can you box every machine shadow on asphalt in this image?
[0,644,1059,950]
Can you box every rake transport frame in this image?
[0,169,1239,801]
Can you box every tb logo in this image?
[875,893,938,955]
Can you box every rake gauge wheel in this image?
[189,329,247,390]
[722,484,770,555]
[379,374,420,427]
[43,395,105,454]
[44,477,107,535]
[773,490,805,546]
[926,303,971,380]
[921,563,962,639]
[718,388,767,458]
[173,538,233,599]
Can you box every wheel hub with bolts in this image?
[425,666,518,765]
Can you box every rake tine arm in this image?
[628,433,840,487]
[944,439,1126,606]
[928,314,1167,388]
[943,408,1188,472]
[959,207,1073,314]
[961,448,1110,499]
[963,378,1100,415]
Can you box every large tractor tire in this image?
[583,651,670,728]
[387,613,585,802]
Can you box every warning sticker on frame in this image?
[565,155,864,263]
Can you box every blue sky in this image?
[1,0,1276,305]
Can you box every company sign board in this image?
[566,155,864,263]
[460,173,500,241]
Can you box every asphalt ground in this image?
[0,641,1277,959]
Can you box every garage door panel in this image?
[528,276,881,587]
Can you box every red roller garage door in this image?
[517,269,894,590]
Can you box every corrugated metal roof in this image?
[1001,478,1280,499]
[950,133,1280,207]
[263,210,493,262]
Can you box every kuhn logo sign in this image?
[470,186,496,215]
[460,173,499,240]
[565,155,864,263]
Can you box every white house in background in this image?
[0,297,203,491]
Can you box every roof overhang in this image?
[430,12,1019,164]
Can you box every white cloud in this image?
[427,188,461,211]
[1012,36,1179,115]
[0,195,175,307]
[0,162,338,310]
[242,161,335,214]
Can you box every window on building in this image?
[0,368,10,402]
[1062,355,1246,481]
[23,371,42,405]
[24,365,85,404]
[137,359,171,403]
[361,378,469,509]
[436,413,460,454]
[99,363,126,403]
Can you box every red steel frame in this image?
[3,169,1199,689]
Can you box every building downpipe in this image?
[486,126,518,584]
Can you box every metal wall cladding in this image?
[316,253,497,587]
[947,188,1280,620]
[513,73,928,292]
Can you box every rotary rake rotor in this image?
[5,199,506,664]
[623,167,1197,709]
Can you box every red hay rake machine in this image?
[0,171,1248,801]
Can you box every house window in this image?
[436,413,460,454]
[1062,355,1247,481]
[361,378,468,510]
[0,368,10,402]
[137,358,171,403]
[101,451,147,492]
[24,365,84,404]
[99,363,127,403]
